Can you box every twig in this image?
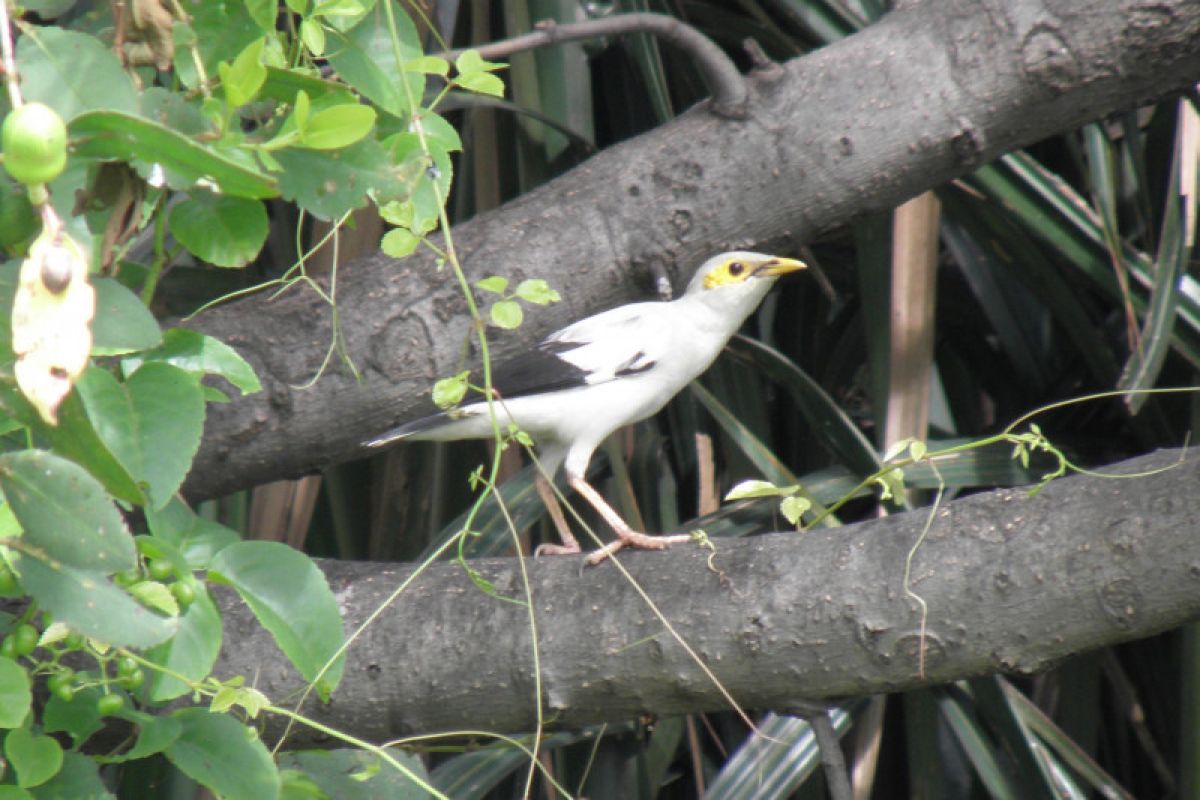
[0,0,23,107]
[787,700,853,800]
[440,13,749,119]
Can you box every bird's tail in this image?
[363,412,452,448]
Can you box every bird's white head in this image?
[682,251,806,313]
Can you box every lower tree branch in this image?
[209,448,1200,745]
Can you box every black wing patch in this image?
[485,340,591,399]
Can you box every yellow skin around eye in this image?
[702,259,751,289]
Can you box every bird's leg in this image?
[567,476,691,565]
[532,474,582,556]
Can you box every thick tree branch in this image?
[210,449,1200,744]
[185,0,1200,499]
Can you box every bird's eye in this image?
[728,261,745,276]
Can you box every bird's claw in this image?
[584,531,694,566]
[534,542,582,557]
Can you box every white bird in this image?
[366,251,806,563]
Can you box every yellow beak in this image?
[756,257,807,278]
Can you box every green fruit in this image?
[116,656,138,677]
[0,636,15,659]
[96,693,124,716]
[2,102,68,186]
[114,568,141,587]
[170,580,196,608]
[11,624,38,656]
[147,558,174,581]
[48,669,77,701]
[0,562,18,596]
[47,668,74,692]
[119,669,144,690]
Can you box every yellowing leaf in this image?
[12,232,94,425]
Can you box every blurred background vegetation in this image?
[170,0,1199,797]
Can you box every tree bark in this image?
[184,0,1200,498]
[216,448,1200,744]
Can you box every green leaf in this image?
[7,383,145,506]
[5,728,63,789]
[168,193,268,268]
[0,450,135,572]
[279,749,431,800]
[16,27,137,120]
[780,496,811,526]
[417,112,462,153]
[313,0,365,17]
[513,278,560,305]
[489,300,523,330]
[209,542,345,700]
[24,751,110,800]
[431,371,468,408]
[173,1,261,93]
[144,586,222,702]
[90,277,163,356]
[378,199,413,227]
[15,556,177,648]
[138,87,212,138]
[71,367,202,510]
[293,90,311,131]
[96,710,181,763]
[299,19,327,57]
[454,49,505,75]
[380,228,420,258]
[273,138,412,220]
[324,0,424,118]
[475,276,508,295]
[221,38,268,108]
[245,0,277,31]
[724,479,789,501]
[300,104,376,150]
[258,68,356,107]
[121,328,261,395]
[144,498,240,569]
[0,656,30,729]
[405,56,449,76]
[165,709,281,800]
[454,71,505,98]
[0,785,33,800]
[42,685,104,747]
[70,111,278,199]
[75,364,206,510]
[127,580,179,616]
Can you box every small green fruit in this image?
[147,558,174,581]
[96,693,124,716]
[2,102,68,186]
[11,624,38,656]
[170,580,196,608]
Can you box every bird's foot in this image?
[585,530,693,566]
[533,542,582,557]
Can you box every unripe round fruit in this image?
[96,693,124,716]
[2,102,67,186]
